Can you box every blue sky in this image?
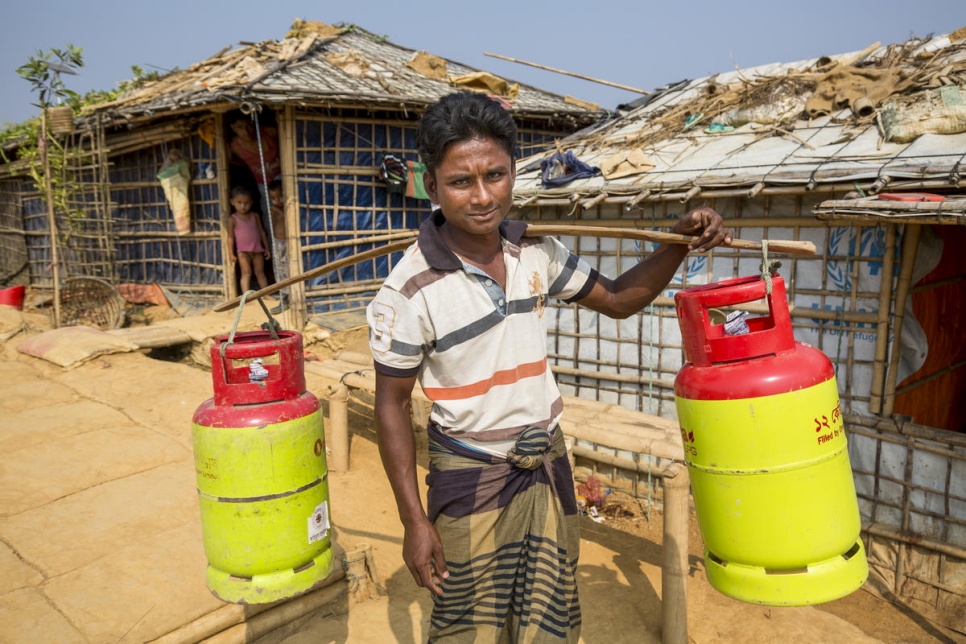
[2,1,964,125]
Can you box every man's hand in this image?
[671,207,733,253]
[403,517,449,596]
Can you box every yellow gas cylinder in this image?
[673,274,867,605]
[191,330,333,604]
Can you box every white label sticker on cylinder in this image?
[308,501,330,543]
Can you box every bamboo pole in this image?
[484,52,650,95]
[280,105,307,329]
[570,444,660,476]
[561,423,684,461]
[894,359,966,396]
[213,237,415,312]
[327,383,350,472]
[523,216,833,230]
[40,112,61,328]
[661,463,690,644]
[869,224,898,413]
[212,225,813,313]
[201,577,348,644]
[150,557,345,644]
[552,364,676,389]
[882,225,922,416]
[529,224,816,255]
[214,113,235,302]
[300,230,418,253]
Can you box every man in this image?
[367,91,732,642]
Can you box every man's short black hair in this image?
[417,91,517,176]
[230,185,253,199]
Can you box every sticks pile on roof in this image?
[576,33,966,157]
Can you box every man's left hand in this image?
[671,207,733,253]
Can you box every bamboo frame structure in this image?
[214,113,234,302]
[279,105,306,329]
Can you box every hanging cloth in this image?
[157,151,192,234]
[405,160,430,200]
[379,154,407,194]
[539,151,601,187]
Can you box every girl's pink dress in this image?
[232,214,265,252]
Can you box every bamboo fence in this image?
[0,178,29,283]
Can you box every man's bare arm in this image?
[374,371,448,594]
[578,207,733,318]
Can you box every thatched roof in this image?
[84,22,604,126]
[513,28,966,205]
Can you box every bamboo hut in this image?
[0,20,602,324]
[509,28,966,632]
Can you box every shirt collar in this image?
[418,210,528,271]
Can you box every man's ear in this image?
[423,170,437,203]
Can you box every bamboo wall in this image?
[11,127,115,286]
[0,179,28,284]
[21,181,53,287]
[58,127,113,280]
[109,130,224,305]
[521,193,919,420]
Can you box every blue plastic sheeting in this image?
[110,134,223,286]
[296,115,431,313]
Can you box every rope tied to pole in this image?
[220,289,281,358]
[759,240,782,295]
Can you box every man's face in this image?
[269,189,283,208]
[424,136,515,239]
[231,194,253,214]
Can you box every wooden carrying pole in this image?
[530,224,817,256]
[484,52,651,95]
[212,227,815,312]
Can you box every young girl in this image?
[226,186,271,294]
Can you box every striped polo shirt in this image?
[367,211,598,457]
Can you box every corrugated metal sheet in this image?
[85,27,601,124]
[514,33,966,199]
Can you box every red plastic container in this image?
[0,285,26,310]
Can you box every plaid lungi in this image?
[426,424,581,643]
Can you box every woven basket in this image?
[46,106,75,136]
[59,276,123,329]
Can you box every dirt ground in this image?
[1,303,964,644]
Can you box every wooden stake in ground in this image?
[212,226,815,312]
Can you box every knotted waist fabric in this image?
[425,424,581,643]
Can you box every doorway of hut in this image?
[224,108,285,297]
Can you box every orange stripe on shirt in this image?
[422,358,547,401]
